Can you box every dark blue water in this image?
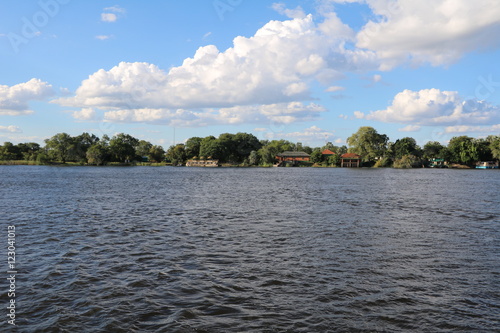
[1,166,499,332]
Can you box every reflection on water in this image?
[1,166,499,332]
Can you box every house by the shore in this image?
[340,153,362,167]
[185,159,219,167]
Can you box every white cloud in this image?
[0,125,22,133]
[72,108,98,121]
[372,74,382,82]
[102,102,326,127]
[357,0,500,69]
[272,3,306,19]
[281,125,335,143]
[398,125,421,132]
[326,85,345,92]
[95,35,113,40]
[0,79,54,115]
[104,5,126,14]
[54,14,370,126]
[444,124,500,133]
[355,88,500,126]
[101,13,117,23]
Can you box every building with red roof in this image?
[340,153,362,167]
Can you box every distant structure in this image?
[429,158,446,168]
[185,159,219,167]
[321,149,336,157]
[340,153,362,167]
[276,151,311,162]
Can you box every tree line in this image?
[0,133,165,165]
[0,126,499,167]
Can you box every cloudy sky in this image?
[1,0,500,147]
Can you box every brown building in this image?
[340,153,362,167]
[321,149,336,156]
[276,151,311,162]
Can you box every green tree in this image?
[248,150,259,165]
[148,145,166,162]
[17,142,41,161]
[136,140,153,158]
[423,141,446,160]
[185,137,203,159]
[257,139,295,165]
[487,135,500,160]
[44,133,74,163]
[327,154,341,166]
[166,144,186,165]
[310,149,323,163]
[86,142,109,166]
[0,142,21,160]
[233,132,262,163]
[347,127,388,163]
[447,136,483,166]
[199,136,224,160]
[393,155,422,169]
[391,137,421,160]
[109,133,139,162]
[73,133,100,163]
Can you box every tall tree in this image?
[148,145,166,163]
[0,142,21,160]
[423,141,446,160]
[447,136,485,165]
[185,137,203,159]
[347,127,389,163]
[392,137,421,160]
[199,136,224,160]
[109,133,139,162]
[17,142,41,161]
[86,142,109,166]
[166,144,186,165]
[487,135,500,160]
[136,140,153,158]
[74,133,99,163]
[44,133,74,163]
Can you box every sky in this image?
[1,0,500,148]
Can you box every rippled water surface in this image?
[1,166,499,332]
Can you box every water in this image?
[1,166,499,332]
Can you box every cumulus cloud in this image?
[326,85,345,92]
[398,125,421,132]
[281,125,335,143]
[101,6,125,23]
[101,13,117,23]
[104,5,126,14]
[55,1,500,128]
[96,35,113,40]
[55,14,370,126]
[102,102,326,127]
[0,125,22,133]
[444,124,500,133]
[0,79,54,115]
[272,3,306,19]
[355,88,500,126]
[73,108,98,121]
[357,0,500,69]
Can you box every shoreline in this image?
[1,160,496,170]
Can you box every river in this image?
[1,166,499,332]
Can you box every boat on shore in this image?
[476,161,499,169]
[185,159,220,167]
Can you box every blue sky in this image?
[1,0,500,148]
